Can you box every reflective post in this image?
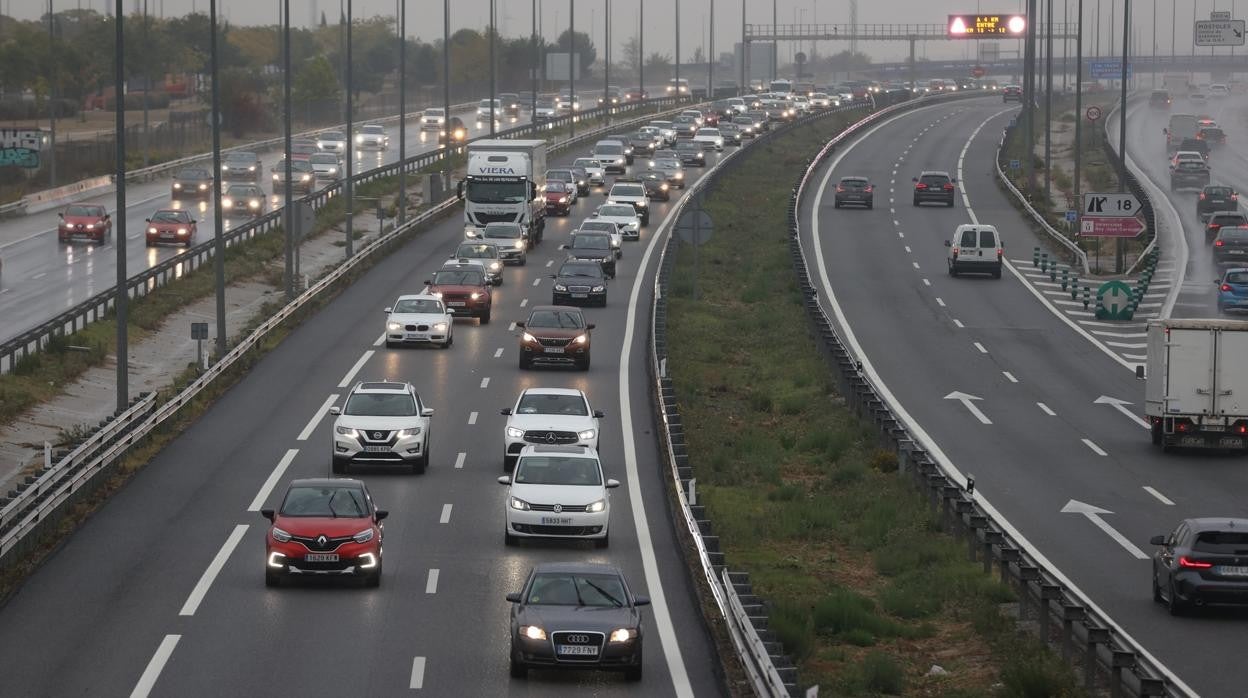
[210,0,225,358]
[113,0,128,411]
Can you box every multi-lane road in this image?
[0,116,730,696]
[0,106,520,346]
[800,95,1242,697]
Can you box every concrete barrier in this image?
[22,176,115,214]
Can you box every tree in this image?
[620,36,640,73]
[554,30,596,77]
[293,54,340,120]
[320,11,327,28]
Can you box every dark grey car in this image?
[550,260,608,306]
[508,562,647,680]
[221,151,261,182]
[1151,518,1248,615]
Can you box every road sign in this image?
[676,208,713,245]
[1096,280,1135,320]
[947,14,1027,38]
[1194,20,1246,46]
[1083,192,1140,217]
[1081,216,1145,238]
[1085,105,1102,122]
[1211,10,1232,20]
[1088,59,1133,79]
[1065,210,1078,223]
[1009,159,1020,170]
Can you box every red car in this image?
[700,110,720,127]
[290,139,319,161]
[545,181,574,216]
[426,262,493,323]
[57,204,112,245]
[144,208,197,247]
[262,478,387,588]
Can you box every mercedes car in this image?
[550,259,609,307]
[500,388,604,471]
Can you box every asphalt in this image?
[0,126,726,695]
[801,96,1247,698]
[0,106,521,346]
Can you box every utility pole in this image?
[639,0,644,98]
[772,0,776,82]
[605,0,610,118]
[113,0,128,411]
[1062,0,1069,92]
[531,0,537,113]
[398,0,406,225]
[443,0,449,148]
[345,0,354,258]
[1023,0,1037,191]
[142,0,150,168]
[210,0,225,358]
[739,0,745,94]
[283,0,293,300]
[1044,0,1053,205]
[1074,0,1083,267]
[569,0,574,137]
[675,0,681,98]
[48,0,58,187]
[1116,0,1128,273]
[708,0,714,99]
[489,0,496,135]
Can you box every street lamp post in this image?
[113,0,128,411]
[283,0,293,300]
[1044,0,1053,205]
[398,0,406,225]
[675,0,680,99]
[531,0,537,113]
[639,0,644,98]
[490,0,496,135]
[569,0,574,138]
[708,0,714,98]
[1115,0,1129,273]
[345,0,354,258]
[47,0,58,188]
[210,0,225,359]
[1074,0,1083,268]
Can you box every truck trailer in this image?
[460,139,547,241]
[1144,319,1248,452]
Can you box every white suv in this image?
[384,294,453,348]
[606,182,650,226]
[500,388,604,471]
[946,224,1003,278]
[498,445,620,547]
[331,381,435,474]
[421,108,446,131]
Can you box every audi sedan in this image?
[171,167,214,199]
[1152,517,1248,614]
[262,478,387,588]
[507,562,646,680]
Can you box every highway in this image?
[0,105,523,346]
[800,96,1243,697]
[0,119,724,696]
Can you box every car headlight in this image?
[465,229,480,238]
[591,285,605,292]
[510,497,531,511]
[272,174,280,180]
[489,262,501,271]
[433,322,448,331]
[177,228,188,235]
[352,528,374,544]
[520,625,546,640]
[147,227,157,234]
[397,427,421,437]
[574,333,589,344]
[267,551,285,568]
[522,332,537,343]
[173,182,182,188]
[649,160,655,167]
[585,498,607,514]
[506,426,525,439]
[578,429,597,441]
[609,629,638,644]
[469,292,482,300]
[248,165,256,171]
[300,174,310,181]
[222,198,233,208]
[661,183,668,190]
[271,527,292,543]
[554,283,567,291]
[328,167,337,174]
[249,200,260,208]
[198,183,207,190]
[675,172,683,179]
[638,200,647,207]
[387,321,402,331]
[514,240,524,249]
[559,197,569,204]
[356,135,364,143]
[335,425,358,437]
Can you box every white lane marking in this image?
[494,347,504,358]
[952,319,964,328]
[922,278,931,286]
[1003,371,1018,383]
[532,277,541,286]
[130,634,181,698]
[1062,500,1149,560]
[31,271,47,280]
[426,569,440,594]
[480,377,490,389]
[410,656,427,689]
[1037,402,1056,416]
[1143,486,1176,506]
[179,524,248,616]
[911,261,920,269]
[893,219,900,226]
[944,391,992,424]
[904,245,911,253]
[619,176,697,698]
[337,350,374,388]
[126,234,140,241]
[468,411,478,425]
[374,332,386,346]
[897,231,904,238]
[454,452,466,469]
[248,449,299,511]
[297,395,339,441]
[545,259,553,267]
[439,504,452,524]
[1082,438,1108,457]
[809,102,1196,698]
[520,298,528,307]
[974,342,988,354]
[1093,395,1152,429]
[508,322,517,331]
[935,297,946,307]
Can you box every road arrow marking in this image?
[944,391,992,424]
[1094,395,1151,429]
[1061,499,1148,559]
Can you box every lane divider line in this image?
[1037,402,1057,416]
[952,319,965,328]
[337,350,374,388]
[297,394,339,441]
[936,297,946,307]
[426,569,440,594]
[479,377,490,389]
[454,452,466,469]
[531,277,541,286]
[248,449,299,511]
[974,342,988,354]
[409,656,426,690]
[494,348,504,358]
[1143,486,1175,506]
[1081,438,1108,457]
[179,524,248,616]
[439,504,452,524]
[129,634,181,698]
[1003,371,1018,383]
[520,298,528,307]
[467,411,478,425]
[373,332,386,347]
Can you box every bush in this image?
[768,600,815,662]
[868,448,898,473]
[999,646,1081,697]
[859,651,906,695]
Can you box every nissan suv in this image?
[913,171,956,207]
[331,381,435,474]
[517,305,594,370]
[500,388,604,471]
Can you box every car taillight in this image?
[943,183,955,191]
[1178,556,1213,569]
[864,186,873,192]
[1223,284,1233,292]
[1233,194,1239,201]
[915,183,927,190]
[996,248,1004,257]
[951,246,960,255]
[835,185,845,192]
[1216,240,1225,247]
[1200,193,1207,200]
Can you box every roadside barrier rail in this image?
[993,130,1091,275]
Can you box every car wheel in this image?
[509,652,527,678]
[443,333,454,348]
[947,199,955,208]
[480,310,491,325]
[364,567,382,588]
[265,570,283,588]
[624,663,643,682]
[912,197,920,206]
[992,266,1002,279]
[1168,580,1188,616]
[518,254,527,266]
[578,354,591,371]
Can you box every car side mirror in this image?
[911,177,918,182]
[497,476,512,485]
[944,240,952,247]
[515,321,525,328]
[548,273,557,279]
[145,218,151,223]
[58,212,65,219]
[383,307,392,313]
[605,478,621,489]
[329,406,341,415]
[500,407,513,415]
[190,220,197,225]
[1149,535,1166,546]
[423,279,432,286]
[586,324,596,330]
[261,509,275,521]
[375,510,389,522]
[421,407,435,417]
[506,592,522,603]
[1162,128,1168,134]
[633,595,651,607]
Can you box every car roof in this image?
[530,304,583,314]
[919,170,952,177]
[521,387,586,397]
[530,561,623,576]
[395,291,442,301]
[519,444,598,456]
[353,381,411,393]
[290,477,364,489]
[1184,517,1248,532]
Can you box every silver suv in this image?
[331,381,435,474]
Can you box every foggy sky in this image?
[8,1,1240,65]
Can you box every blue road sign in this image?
[1089,59,1134,79]
[1065,210,1077,223]
[1009,159,1020,169]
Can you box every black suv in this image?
[1213,226,1248,265]
[674,141,706,167]
[1206,212,1248,241]
[562,232,616,278]
[1171,160,1211,192]
[1197,185,1239,221]
[1148,89,1172,108]
[913,171,956,207]
[551,260,608,306]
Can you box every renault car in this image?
[262,478,387,588]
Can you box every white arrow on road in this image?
[1093,395,1151,429]
[944,391,992,424]
[1061,499,1149,560]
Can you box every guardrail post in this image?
[1017,565,1040,624]
[998,547,1020,591]
[1110,649,1136,698]
[967,514,986,562]
[1061,604,1085,663]
[1038,583,1061,644]
[983,530,1003,576]
[1085,626,1110,692]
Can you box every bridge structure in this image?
[858,53,1248,81]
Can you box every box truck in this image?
[1144,319,1248,452]
[459,139,547,241]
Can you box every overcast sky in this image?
[9,1,1240,64]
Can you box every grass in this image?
[667,113,1085,695]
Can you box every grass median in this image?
[667,116,1084,695]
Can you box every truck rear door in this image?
[1166,328,1216,415]
[1214,329,1248,416]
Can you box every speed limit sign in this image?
[1086,105,1102,122]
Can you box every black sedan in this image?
[636,170,672,201]
[833,176,874,209]
[674,141,705,167]
[508,562,647,680]
[562,232,616,278]
[1152,517,1248,615]
[628,132,656,157]
[551,260,608,306]
[171,167,214,199]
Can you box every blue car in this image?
[1217,268,1248,313]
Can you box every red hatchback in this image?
[427,262,493,323]
[144,208,197,247]
[545,180,574,216]
[262,478,387,588]
[57,204,112,245]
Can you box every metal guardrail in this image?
[993,131,1091,275]
[1103,97,1173,281]
[0,97,690,374]
[789,94,1187,697]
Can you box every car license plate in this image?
[541,516,573,525]
[364,445,391,453]
[1205,425,1225,432]
[544,347,565,354]
[161,232,175,238]
[1228,250,1245,255]
[305,553,339,562]
[1217,565,1248,576]
[447,301,466,307]
[557,645,599,656]
[406,334,427,340]
[571,293,588,299]
[1219,436,1245,449]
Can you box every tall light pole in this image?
[772,0,777,82]
[604,0,610,117]
[1116,0,1129,273]
[398,0,407,224]
[531,0,537,112]
[638,0,644,97]
[739,0,745,93]
[47,0,58,187]
[489,0,496,134]
[1074,0,1083,269]
[675,0,680,98]
[283,0,293,300]
[345,0,354,258]
[1045,0,1053,205]
[443,0,449,145]
[708,0,714,98]
[209,0,226,359]
[113,0,128,411]
[569,0,574,137]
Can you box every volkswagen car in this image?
[384,294,453,348]
[331,381,435,474]
[500,388,604,471]
[498,446,618,546]
[517,305,594,370]
[451,242,504,285]
[262,478,387,587]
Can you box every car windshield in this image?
[514,456,603,486]
[525,573,626,607]
[696,129,718,136]
[320,131,345,140]
[310,153,338,165]
[547,181,569,193]
[613,185,645,197]
[66,205,104,217]
[840,178,868,189]
[456,244,496,258]
[527,309,585,328]
[578,222,617,235]
[517,393,589,415]
[178,169,208,180]
[150,210,186,223]
[547,170,573,181]
[433,269,485,285]
[228,186,262,197]
[224,152,255,162]
[573,234,612,250]
[559,263,604,279]
[1206,187,1233,197]
[600,205,635,217]
[920,174,950,186]
[1221,228,1248,242]
[279,485,369,518]
[1226,272,1248,284]
[596,144,623,155]
[676,142,697,151]
[484,224,522,239]
[344,392,416,416]
[573,159,598,168]
[392,298,444,314]
[655,159,681,170]
[426,108,445,117]
[362,126,385,134]
[292,143,317,153]
[466,179,527,204]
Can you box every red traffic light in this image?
[948,14,1027,38]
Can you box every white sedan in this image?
[498,445,620,547]
[572,158,606,187]
[692,128,724,151]
[383,293,453,348]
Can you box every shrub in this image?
[868,449,898,473]
[860,651,906,695]
[768,600,815,662]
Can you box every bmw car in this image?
[1152,518,1248,614]
[383,293,453,348]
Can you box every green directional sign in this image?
[1096,280,1133,320]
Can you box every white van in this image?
[946,224,1003,278]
